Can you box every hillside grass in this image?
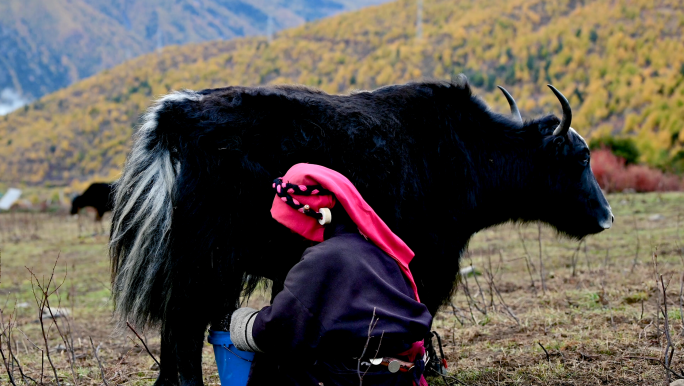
[1,0,683,187]
[1,192,683,385]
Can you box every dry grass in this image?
[1,192,683,385]
[0,210,221,386]
[432,191,684,385]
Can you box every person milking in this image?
[225,163,433,385]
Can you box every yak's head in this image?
[70,195,83,215]
[499,85,614,238]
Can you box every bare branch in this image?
[361,330,384,380]
[90,337,109,386]
[448,302,464,327]
[570,241,582,277]
[357,307,380,386]
[43,294,78,385]
[517,227,537,291]
[537,222,547,294]
[1,311,36,385]
[630,214,640,273]
[461,276,486,317]
[490,273,520,326]
[537,342,550,363]
[583,240,591,272]
[0,330,18,386]
[126,321,160,368]
[680,272,684,336]
[660,274,675,383]
[471,265,488,315]
[25,262,63,386]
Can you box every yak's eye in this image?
[580,153,590,166]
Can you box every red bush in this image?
[590,148,684,193]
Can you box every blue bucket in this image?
[208,330,255,386]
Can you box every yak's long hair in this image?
[110,76,568,331]
[110,91,202,328]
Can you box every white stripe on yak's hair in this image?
[110,90,201,329]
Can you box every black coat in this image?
[248,225,433,385]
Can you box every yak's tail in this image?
[109,90,201,329]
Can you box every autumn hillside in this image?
[1,0,684,186]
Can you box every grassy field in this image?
[1,192,683,385]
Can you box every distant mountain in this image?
[1,0,683,186]
[0,0,391,114]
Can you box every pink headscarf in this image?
[271,163,420,301]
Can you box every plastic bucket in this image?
[208,330,255,386]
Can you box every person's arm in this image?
[230,247,331,354]
[229,286,327,354]
[229,307,262,353]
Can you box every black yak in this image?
[110,76,612,386]
[71,182,115,221]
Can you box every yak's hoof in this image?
[153,376,180,386]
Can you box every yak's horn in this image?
[497,85,522,124]
[547,84,572,137]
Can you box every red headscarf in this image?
[271,163,420,301]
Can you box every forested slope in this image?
[1,0,683,185]
[0,0,390,107]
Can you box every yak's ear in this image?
[551,136,565,147]
[550,135,569,156]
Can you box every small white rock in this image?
[460,266,475,276]
[16,302,30,308]
[669,380,684,386]
[42,307,71,319]
[648,214,665,222]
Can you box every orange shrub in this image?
[591,148,683,193]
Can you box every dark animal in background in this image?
[110,76,613,386]
[71,182,115,221]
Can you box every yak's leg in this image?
[411,235,467,316]
[76,210,84,236]
[95,211,105,235]
[154,322,180,386]
[174,314,209,386]
[408,233,467,376]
